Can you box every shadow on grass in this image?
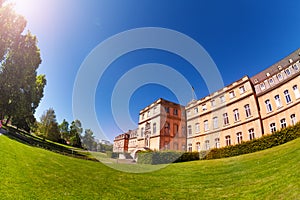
[1,126,98,162]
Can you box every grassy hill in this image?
[0,134,299,199]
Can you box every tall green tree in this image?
[69,120,83,148]
[38,108,60,142]
[59,119,70,142]
[82,129,96,151]
[0,0,46,131]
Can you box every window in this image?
[248,129,255,140]
[215,138,220,148]
[164,122,170,135]
[211,100,216,107]
[274,95,282,108]
[188,143,192,152]
[244,104,251,117]
[280,118,287,128]
[270,123,276,133]
[194,107,199,114]
[213,117,218,129]
[188,125,192,136]
[236,132,243,144]
[173,108,178,115]
[165,107,170,113]
[142,114,145,120]
[225,135,231,146]
[153,106,157,114]
[233,109,240,122]
[204,120,209,131]
[293,85,300,99]
[284,90,292,104]
[147,111,150,117]
[229,91,235,98]
[153,123,157,134]
[205,140,210,150]
[265,99,272,112]
[239,86,246,94]
[196,142,201,152]
[164,142,170,150]
[285,68,291,76]
[182,144,186,151]
[291,114,296,125]
[202,104,207,111]
[173,124,178,135]
[277,73,283,81]
[141,128,144,137]
[269,78,274,85]
[220,96,225,103]
[260,83,266,90]
[195,123,200,133]
[187,110,191,116]
[173,142,178,150]
[293,63,299,71]
[223,113,229,125]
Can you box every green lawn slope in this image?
[0,134,299,199]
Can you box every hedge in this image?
[205,122,300,159]
[137,122,300,164]
[137,151,201,164]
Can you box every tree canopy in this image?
[0,0,46,131]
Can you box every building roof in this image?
[250,48,300,84]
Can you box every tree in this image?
[69,120,83,148]
[59,119,70,142]
[0,0,46,131]
[38,108,60,142]
[82,129,96,151]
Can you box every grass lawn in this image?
[0,134,299,199]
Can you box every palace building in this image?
[113,48,300,154]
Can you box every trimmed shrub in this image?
[137,151,201,164]
[106,151,119,159]
[206,122,300,160]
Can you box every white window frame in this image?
[274,95,282,108]
[270,123,276,133]
[225,135,231,146]
[244,104,251,117]
[265,99,272,112]
[223,113,229,125]
[291,114,296,125]
[215,138,220,148]
[195,123,200,133]
[280,118,287,128]
[213,117,218,129]
[293,85,300,99]
[233,109,240,122]
[236,132,243,144]
[204,120,209,131]
[205,140,210,150]
[284,90,292,104]
[248,129,255,140]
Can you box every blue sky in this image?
[11,0,300,141]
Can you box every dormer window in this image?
[289,59,293,63]
[260,83,266,90]
[277,73,283,81]
[285,68,291,76]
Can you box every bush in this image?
[106,151,119,159]
[205,122,300,160]
[137,151,201,164]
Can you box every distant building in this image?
[186,76,263,152]
[250,49,300,135]
[137,98,186,151]
[113,48,300,154]
[99,139,112,145]
[113,133,129,153]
